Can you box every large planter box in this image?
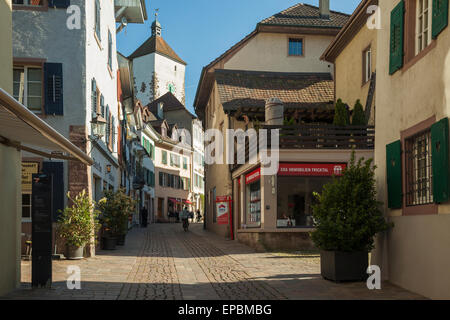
[320,250,368,282]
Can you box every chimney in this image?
[265,98,284,126]
[319,0,330,19]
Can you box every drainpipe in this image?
[227,114,235,240]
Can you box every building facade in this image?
[194,1,353,242]
[11,0,146,255]
[372,0,450,299]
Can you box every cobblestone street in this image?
[4,224,424,300]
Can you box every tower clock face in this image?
[167,83,176,94]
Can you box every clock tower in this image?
[129,13,187,105]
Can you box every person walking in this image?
[196,209,202,223]
[141,206,148,228]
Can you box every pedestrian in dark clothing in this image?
[141,206,148,228]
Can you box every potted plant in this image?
[57,190,100,260]
[311,151,393,282]
[98,189,135,249]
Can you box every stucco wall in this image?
[133,50,186,105]
[373,0,450,299]
[335,23,377,118]
[0,0,12,93]
[225,32,335,73]
[0,144,21,296]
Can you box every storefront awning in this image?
[184,200,193,204]
[0,88,93,165]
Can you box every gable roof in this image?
[145,92,195,119]
[321,0,378,62]
[259,3,350,29]
[194,2,349,119]
[128,35,187,65]
[215,69,334,114]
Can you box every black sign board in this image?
[31,173,53,288]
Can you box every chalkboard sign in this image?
[31,173,53,288]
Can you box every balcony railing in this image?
[232,124,375,169]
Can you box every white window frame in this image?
[416,0,433,55]
[364,47,372,83]
[22,192,32,222]
[13,66,43,114]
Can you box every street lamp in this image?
[90,117,107,141]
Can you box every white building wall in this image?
[133,53,156,105]
[85,0,119,191]
[132,52,186,105]
[154,53,186,104]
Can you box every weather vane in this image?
[155,8,159,19]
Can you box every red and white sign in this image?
[216,196,232,225]
[245,168,261,185]
[278,163,347,177]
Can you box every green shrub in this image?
[333,99,349,126]
[352,99,366,126]
[57,190,100,248]
[98,189,136,236]
[311,151,393,252]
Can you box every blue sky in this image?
[116,0,361,115]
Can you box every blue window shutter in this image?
[100,94,105,117]
[44,63,63,115]
[42,161,64,222]
[91,78,97,118]
[49,0,70,8]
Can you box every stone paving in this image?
[3,223,424,300]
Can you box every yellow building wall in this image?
[335,24,377,120]
[225,32,335,74]
[373,0,450,299]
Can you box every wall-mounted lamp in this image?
[106,165,112,173]
[90,117,107,141]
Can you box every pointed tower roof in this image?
[128,13,186,65]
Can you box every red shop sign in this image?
[245,168,261,185]
[278,163,347,177]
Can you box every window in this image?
[22,193,32,220]
[288,38,304,56]
[91,78,97,118]
[13,0,44,6]
[183,157,188,170]
[95,0,101,41]
[105,105,110,145]
[170,153,180,167]
[162,150,167,165]
[416,0,432,54]
[13,67,42,113]
[363,46,372,84]
[108,30,112,71]
[405,129,433,206]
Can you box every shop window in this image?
[22,193,32,221]
[405,129,433,205]
[13,66,42,113]
[277,177,332,228]
[246,181,261,228]
[13,0,44,6]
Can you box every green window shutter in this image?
[162,150,167,164]
[431,118,450,203]
[432,0,449,39]
[386,140,403,208]
[389,1,405,75]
